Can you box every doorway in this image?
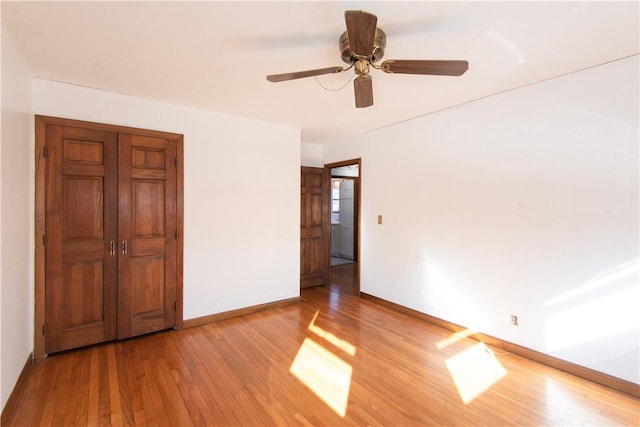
[326,159,360,295]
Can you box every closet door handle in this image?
[109,240,116,256]
[122,240,128,255]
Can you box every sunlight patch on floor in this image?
[436,328,476,350]
[445,342,508,404]
[308,310,357,356]
[290,338,353,417]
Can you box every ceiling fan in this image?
[266,10,469,108]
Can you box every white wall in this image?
[32,78,302,320]
[301,142,323,167]
[323,56,639,384]
[1,24,34,410]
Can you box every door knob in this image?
[122,240,127,255]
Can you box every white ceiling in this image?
[2,1,638,143]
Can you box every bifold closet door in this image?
[45,125,118,353]
[117,134,177,338]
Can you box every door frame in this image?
[34,115,184,362]
[325,158,361,295]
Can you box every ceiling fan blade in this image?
[266,66,344,82]
[345,10,378,58]
[354,75,373,108]
[381,60,469,76]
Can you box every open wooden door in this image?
[300,167,330,288]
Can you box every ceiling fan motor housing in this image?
[339,28,387,64]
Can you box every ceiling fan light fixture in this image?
[265,10,469,108]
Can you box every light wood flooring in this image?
[3,265,639,426]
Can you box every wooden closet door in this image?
[45,125,118,353]
[117,134,177,338]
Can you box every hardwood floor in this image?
[330,262,358,295]
[4,270,639,426]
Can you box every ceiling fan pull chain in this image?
[314,73,356,92]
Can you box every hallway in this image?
[329,262,358,295]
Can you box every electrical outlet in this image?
[377,215,383,224]
[510,315,519,326]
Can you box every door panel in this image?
[300,167,330,288]
[309,193,323,226]
[45,125,118,353]
[131,255,165,314]
[63,177,104,240]
[63,261,104,327]
[132,180,166,236]
[117,134,176,338]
